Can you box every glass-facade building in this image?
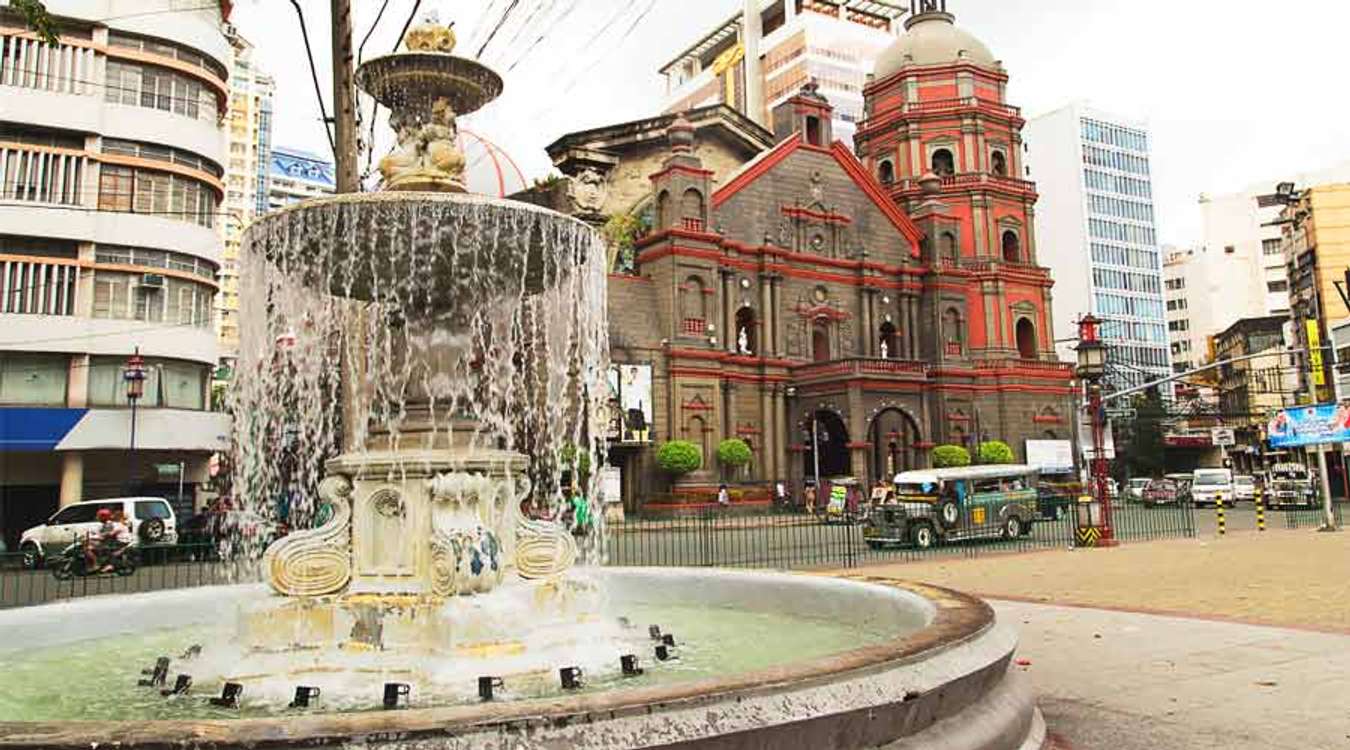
[1026,104,1170,393]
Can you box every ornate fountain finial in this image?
[404,12,457,54]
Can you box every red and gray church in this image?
[523,5,1074,509]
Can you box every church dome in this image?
[873,10,999,81]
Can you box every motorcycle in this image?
[51,538,137,580]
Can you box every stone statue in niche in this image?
[568,167,609,215]
[738,327,751,355]
[880,339,889,359]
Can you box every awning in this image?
[55,409,230,452]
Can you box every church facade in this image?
[530,5,1075,509]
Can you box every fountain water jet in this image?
[226,12,609,681]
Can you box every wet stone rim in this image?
[0,577,993,749]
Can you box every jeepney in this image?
[1265,462,1315,509]
[862,465,1040,549]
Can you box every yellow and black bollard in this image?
[1256,487,1265,532]
[1217,494,1226,536]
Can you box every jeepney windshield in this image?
[896,481,940,497]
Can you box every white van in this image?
[1190,468,1234,507]
[18,497,177,568]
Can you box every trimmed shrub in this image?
[932,444,972,468]
[717,438,752,467]
[657,440,703,476]
[978,440,1016,465]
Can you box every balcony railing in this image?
[902,97,1023,120]
[1,256,80,316]
[680,217,706,232]
[974,359,1075,375]
[791,357,929,381]
[0,34,98,95]
[0,143,89,206]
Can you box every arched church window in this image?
[806,116,822,146]
[940,232,958,264]
[681,188,705,231]
[656,190,670,229]
[1002,230,1021,263]
[991,151,1008,177]
[681,275,708,335]
[931,148,955,176]
[879,160,895,185]
[1016,317,1038,360]
[943,308,964,353]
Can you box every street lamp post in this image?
[123,349,146,453]
[1075,316,1115,545]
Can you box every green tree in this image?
[657,440,702,476]
[716,438,752,479]
[932,444,971,468]
[978,440,1015,465]
[1122,387,1167,478]
[14,0,58,45]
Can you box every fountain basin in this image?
[0,569,1043,749]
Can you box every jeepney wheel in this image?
[938,500,960,529]
[1002,516,1023,539]
[911,522,936,550]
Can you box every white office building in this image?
[660,0,905,149]
[0,0,231,549]
[1024,102,1169,391]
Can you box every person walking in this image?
[717,483,730,509]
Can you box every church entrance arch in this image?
[803,410,850,483]
[869,408,922,481]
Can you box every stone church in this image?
[524,6,1074,509]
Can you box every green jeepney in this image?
[862,465,1040,549]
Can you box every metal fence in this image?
[607,500,1197,570]
[0,544,259,609]
[0,501,1202,609]
[1282,502,1345,529]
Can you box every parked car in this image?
[1233,475,1257,503]
[864,465,1039,549]
[1142,478,1183,506]
[1125,478,1152,504]
[1189,468,1234,507]
[18,497,177,569]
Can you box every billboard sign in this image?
[1210,427,1236,447]
[1267,403,1350,448]
[1026,439,1074,474]
[607,364,653,443]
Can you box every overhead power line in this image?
[287,0,338,162]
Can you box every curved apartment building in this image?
[0,0,231,547]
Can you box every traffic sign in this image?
[1211,427,1236,447]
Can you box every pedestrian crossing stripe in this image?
[1075,526,1102,547]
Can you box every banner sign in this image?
[1026,439,1074,473]
[606,364,653,443]
[1307,321,1326,387]
[1267,403,1350,448]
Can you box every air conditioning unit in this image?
[141,273,166,288]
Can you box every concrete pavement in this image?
[997,599,1350,750]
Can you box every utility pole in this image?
[330,0,359,193]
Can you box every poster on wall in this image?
[1267,403,1350,448]
[607,364,653,443]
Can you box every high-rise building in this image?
[267,147,335,211]
[1025,102,1169,391]
[217,29,274,362]
[660,0,905,150]
[1277,182,1350,404]
[1163,246,1207,374]
[0,0,232,549]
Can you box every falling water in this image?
[228,193,610,562]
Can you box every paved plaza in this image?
[857,527,1350,749]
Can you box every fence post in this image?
[1256,487,1265,533]
[1216,495,1226,537]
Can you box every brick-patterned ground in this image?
[856,527,1350,632]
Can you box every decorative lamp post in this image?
[123,349,146,453]
[1074,316,1115,545]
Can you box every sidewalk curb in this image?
[973,594,1350,637]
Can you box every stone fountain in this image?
[233,13,604,662]
[0,15,1048,749]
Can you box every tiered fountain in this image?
[0,15,1046,749]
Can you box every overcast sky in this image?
[230,0,1350,247]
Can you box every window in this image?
[104,60,218,121]
[98,166,134,211]
[931,148,955,176]
[134,500,172,520]
[735,306,757,355]
[990,151,1007,177]
[940,232,958,264]
[1224,245,1236,254]
[681,275,707,334]
[878,160,894,185]
[1015,318,1038,360]
[1263,238,1283,256]
[1267,280,1289,293]
[1001,230,1021,263]
[943,308,964,351]
[879,322,898,358]
[812,322,831,362]
[0,353,68,405]
[805,116,822,146]
[51,505,99,525]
